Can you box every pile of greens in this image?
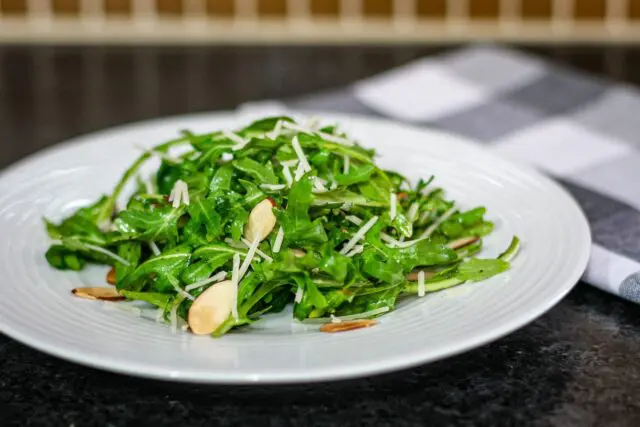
[44,116,519,336]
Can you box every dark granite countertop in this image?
[1,45,640,426]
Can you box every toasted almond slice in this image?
[106,267,116,285]
[320,319,377,333]
[447,236,480,250]
[406,270,436,282]
[292,248,306,258]
[72,287,125,301]
[188,280,236,335]
[244,198,277,242]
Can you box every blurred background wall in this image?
[0,0,639,44]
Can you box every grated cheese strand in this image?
[168,276,195,301]
[260,183,286,191]
[273,226,285,253]
[390,192,397,220]
[345,245,364,258]
[407,202,420,223]
[280,159,299,168]
[267,120,283,140]
[295,285,304,303]
[282,164,293,187]
[418,271,426,297]
[392,207,458,249]
[420,206,457,239]
[291,135,312,173]
[345,215,363,225]
[168,180,189,208]
[238,236,260,281]
[225,131,249,151]
[148,241,161,256]
[241,237,273,263]
[294,162,306,182]
[185,271,228,291]
[343,155,350,174]
[340,216,379,255]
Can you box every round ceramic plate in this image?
[0,111,590,384]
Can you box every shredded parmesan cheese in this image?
[418,271,426,297]
[291,135,312,173]
[407,202,420,223]
[280,159,299,168]
[295,285,304,303]
[169,276,195,301]
[267,120,284,140]
[168,180,189,208]
[391,207,458,248]
[224,131,249,151]
[221,152,234,162]
[260,183,286,191]
[241,237,273,263]
[345,215,363,225]
[282,164,293,187]
[306,117,320,131]
[273,226,284,253]
[311,176,328,193]
[420,206,456,239]
[345,245,364,258]
[418,210,432,225]
[340,202,353,211]
[330,314,342,324]
[238,236,260,281]
[317,131,354,146]
[343,155,350,174]
[340,216,379,255]
[148,241,161,256]
[294,162,306,181]
[185,271,228,291]
[390,192,397,220]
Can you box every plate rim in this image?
[0,110,592,384]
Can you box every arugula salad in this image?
[44,116,520,336]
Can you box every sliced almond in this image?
[446,236,480,250]
[406,270,436,282]
[72,287,125,301]
[106,267,116,285]
[243,198,277,242]
[188,280,236,335]
[320,319,377,333]
[292,248,306,258]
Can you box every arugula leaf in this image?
[45,245,86,270]
[116,206,185,243]
[118,245,191,291]
[335,164,375,186]
[233,158,278,185]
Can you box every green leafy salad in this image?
[44,116,520,336]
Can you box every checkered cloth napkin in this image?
[238,45,640,304]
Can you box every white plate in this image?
[0,112,590,384]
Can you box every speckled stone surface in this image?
[1,45,640,426]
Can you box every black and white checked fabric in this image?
[239,45,640,304]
